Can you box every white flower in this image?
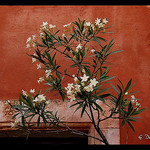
[45,101,50,105]
[65,83,74,91]
[131,95,136,99]
[37,64,42,69]
[38,94,46,101]
[84,85,93,92]
[32,43,36,47]
[42,21,48,26]
[67,90,74,96]
[135,102,141,107]
[74,77,79,83]
[81,82,85,86]
[90,78,98,87]
[33,94,46,103]
[32,35,36,40]
[68,94,76,102]
[32,57,36,63]
[95,18,101,25]
[6,100,10,105]
[40,32,44,37]
[62,33,66,38]
[22,90,28,97]
[91,24,95,30]
[45,69,52,78]
[49,24,56,28]
[125,92,128,95]
[26,37,31,43]
[37,77,44,84]
[80,74,89,82]
[103,18,108,24]
[131,95,136,103]
[63,22,71,27]
[98,23,104,28]
[76,43,82,52]
[85,21,91,27]
[32,53,37,63]
[26,43,30,48]
[40,22,48,30]
[82,69,86,73]
[30,89,35,93]
[91,49,95,53]
[74,84,81,93]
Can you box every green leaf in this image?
[93,37,101,44]
[70,101,82,108]
[12,113,20,119]
[56,71,61,79]
[128,83,136,91]
[72,26,77,35]
[127,91,139,95]
[37,115,40,128]
[128,101,133,115]
[52,52,56,62]
[108,50,123,55]
[106,39,114,54]
[111,84,119,95]
[81,20,85,33]
[41,113,47,124]
[95,88,110,95]
[132,108,146,115]
[124,78,132,93]
[128,121,135,132]
[59,91,65,101]
[19,95,29,106]
[101,76,116,82]
[93,102,103,112]
[96,36,107,42]
[45,50,52,64]
[81,102,87,117]
[75,20,81,30]
[42,38,49,47]
[84,66,92,78]
[104,24,114,29]
[74,102,85,114]
[121,119,125,127]
[13,105,30,109]
[117,78,124,89]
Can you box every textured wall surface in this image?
[0,6,149,144]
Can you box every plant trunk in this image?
[89,103,109,145]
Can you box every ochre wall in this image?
[0,6,149,144]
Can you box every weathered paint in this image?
[0,6,149,144]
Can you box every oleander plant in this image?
[8,18,145,145]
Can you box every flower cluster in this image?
[83,17,108,31]
[40,21,56,31]
[22,89,36,97]
[95,18,108,28]
[65,71,99,102]
[37,69,52,84]
[125,92,141,110]
[26,21,56,50]
[131,95,141,109]
[33,94,46,103]
[22,89,47,104]
[76,43,82,52]
[26,35,36,49]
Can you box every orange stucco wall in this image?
[0,6,149,144]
